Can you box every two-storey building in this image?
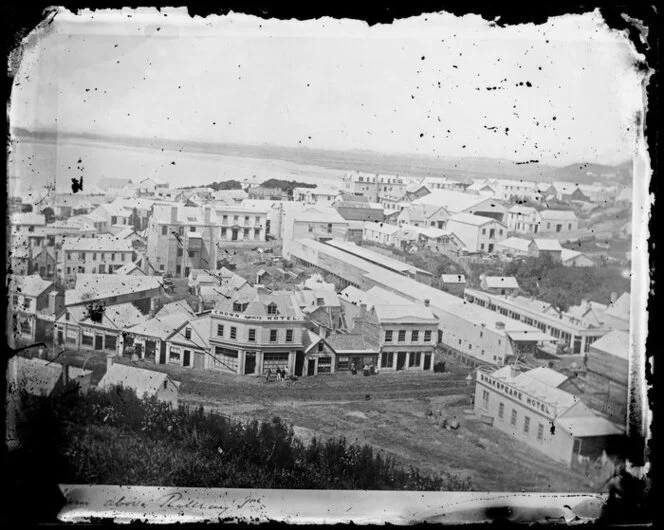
[62,235,134,285]
[209,288,307,376]
[446,213,507,253]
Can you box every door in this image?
[159,342,167,364]
[94,335,103,350]
[307,358,316,376]
[488,243,494,252]
[194,352,205,369]
[245,353,256,375]
[423,353,432,371]
[396,352,407,371]
[183,350,191,367]
[295,351,305,377]
[556,224,562,233]
[232,229,239,241]
[57,330,64,345]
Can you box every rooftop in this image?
[441,274,467,283]
[540,209,578,221]
[413,190,501,213]
[98,363,180,396]
[589,329,630,360]
[448,212,504,227]
[9,274,54,297]
[10,212,47,226]
[482,276,520,290]
[363,222,400,235]
[66,274,163,306]
[496,237,532,253]
[605,292,630,322]
[62,235,134,252]
[214,290,305,319]
[531,239,563,251]
[327,332,379,352]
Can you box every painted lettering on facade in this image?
[478,371,553,418]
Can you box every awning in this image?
[506,331,557,342]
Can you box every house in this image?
[467,180,497,198]
[480,275,520,296]
[293,187,340,204]
[293,289,343,335]
[98,177,133,191]
[396,204,449,229]
[396,225,465,254]
[445,213,508,253]
[112,260,146,276]
[97,357,180,407]
[412,190,508,223]
[603,292,630,331]
[326,331,380,372]
[506,205,541,234]
[56,302,146,356]
[155,299,197,318]
[298,330,339,376]
[164,315,212,369]
[30,246,57,280]
[565,300,609,329]
[281,207,349,258]
[9,244,31,276]
[584,330,630,427]
[401,181,431,202]
[8,356,93,397]
[209,288,308,376]
[62,235,134,285]
[9,275,64,346]
[363,222,400,247]
[561,249,596,267]
[552,182,590,202]
[539,210,579,234]
[9,212,47,235]
[342,171,407,202]
[122,311,195,363]
[495,237,532,257]
[475,364,624,468]
[256,269,271,285]
[440,274,467,296]
[528,239,563,261]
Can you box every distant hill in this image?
[543,161,632,185]
[11,127,629,185]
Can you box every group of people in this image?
[265,367,296,383]
[350,361,378,376]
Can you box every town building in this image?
[561,249,596,267]
[495,237,532,257]
[363,221,400,247]
[299,331,338,376]
[445,213,507,253]
[506,205,541,234]
[9,212,47,235]
[440,274,467,296]
[463,289,610,354]
[281,206,349,255]
[209,288,307,376]
[342,171,407,202]
[539,210,579,234]
[334,200,385,223]
[583,330,629,426]
[396,204,449,229]
[412,190,508,223]
[62,235,135,285]
[98,357,180,407]
[474,365,624,468]
[8,356,93,397]
[396,226,466,254]
[9,275,64,346]
[293,187,340,204]
[603,292,630,331]
[480,275,520,296]
[528,238,563,261]
[248,186,289,201]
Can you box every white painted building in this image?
[445,213,507,253]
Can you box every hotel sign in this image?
[214,311,299,322]
[478,371,554,418]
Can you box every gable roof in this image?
[9,274,54,297]
[483,276,520,290]
[66,274,163,306]
[531,238,563,251]
[156,299,196,318]
[167,315,212,350]
[496,237,531,253]
[441,274,467,284]
[327,332,379,352]
[97,363,180,396]
[80,302,146,330]
[524,366,569,388]
[590,329,629,360]
[448,212,503,227]
[62,235,133,252]
[214,290,305,319]
[413,190,500,213]
[126,312,193,339]
[605,292,630,321]
[373,304,438,323]
[540,209,578,221]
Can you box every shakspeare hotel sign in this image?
[477,372,555,419]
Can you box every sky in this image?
[10,7,646,166]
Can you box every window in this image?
[184,328,191,339]
[222,215,228,223]
[385,330,393,342]
[480,243,485,250]
[188,251,195,258]
[111,253,116,261]
[424,330,432,342]
[190,226,196,232]
[66,267,71,274]
[230,327,237,339]
[318,341,324,352]
[398,330,406,342]
[381,352,394,368]
[482,229,486,235]
[79,252,85,261]
[510,409,517,426]
[458,339,462,345]
[159,265,164,271]
[164,380,168,389]
[81,333,93,346]
[177,248,183,257]
[92,252,97,261]
[267,303,277,315]
[408,352,421,367]
[176,265,181,274]
[244,216,250,224]
[170,347,181,363]
[221,227,227,237]
[105,334,117,351]
[67,252,71,261]
[178,227,184,236]
[263,352,289,374]
[255,216,261,224]
[270,329,278,342]
[217,324,224,336]
[482,390,489,409]
[254,228,260,238]
[243,228,250,238]
[162,226,168,235]
[327,223,333,234]
[524,416,530,434]
[248,328,256,342]
[537,423,544,442]
[411,330,419,342]
[568,223,572,230]
[498,402,504,419]
[233,216,239,223]
[286,329,293,342]
[308,224,314,233]
[213,346,239,371]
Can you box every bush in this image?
[433,361,446,373]
[11,386,471,491]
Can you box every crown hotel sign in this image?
[214,311,297,321]
[478,371,554,419]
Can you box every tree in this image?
[41,207,55,223]
[129,207,141,232]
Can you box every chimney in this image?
[359,303,367,318]
[48,290,58,315]
[62,365,70,386]
[509,364,519,379]
[170,206,178,224]
[495,321,505,330]
[610,292,618,304]
[204,207,211,224]
[106,355,114,372]
[424,299,430,308]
